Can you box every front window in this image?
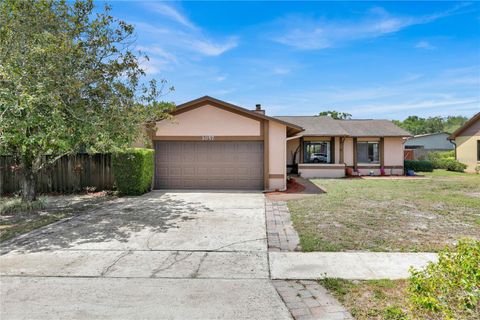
[357,141,379,164]
[304,141,331,163]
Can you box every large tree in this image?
[0,0,173,201]
[393,115,468,135]
[318,110,352,120]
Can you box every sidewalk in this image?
[270,251,438,280]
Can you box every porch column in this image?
[339,137,345,164]
[330,137,335,164]
[353,137,358,171]
[380,137,385,167]
[299,137,304,163]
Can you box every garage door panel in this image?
[154,141,264,189]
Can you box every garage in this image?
[150,96,303,191]
[154,141,264,190]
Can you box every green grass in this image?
[289,170,480,252]
[319,279,409,320]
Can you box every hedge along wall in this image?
[112,148,154,195]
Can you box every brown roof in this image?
[174,96,304,135]
[275,116,412,137]
[448,112,480,140]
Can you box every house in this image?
[448,112,480,173]
[150,96,411,190]
[404,132,454,160]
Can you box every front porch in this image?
[287,135,405,178]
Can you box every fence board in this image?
[0,154,115,195]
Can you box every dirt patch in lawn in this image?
[289,170,480,252]
[0,192,115,243]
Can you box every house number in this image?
[202,135,215,141]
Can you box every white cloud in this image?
[415,41,436,50]
[136,3,238,58]
[272,67,291,75]
[273,3,470,50]
[191,37,238,56]
[147,2,196,30]
[215,75,227,82]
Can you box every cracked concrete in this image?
[0,191,290,319]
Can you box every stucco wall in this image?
[456,136,479,173]
[155,105,261,136]
[384,137,405,167]
[343,138,354,166]
[269,121,287,190]
[298,164,345,178]
[286,138,300,165]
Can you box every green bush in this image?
[428,151,467,172]
[112,148,154,195]
[404,160,434,172]
[408,239,480,320]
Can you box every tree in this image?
[393,115,469,135]
[0,0,173,202]
[318,110,352,120]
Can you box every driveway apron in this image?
[0,191,291,319]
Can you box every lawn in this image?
[320,278,409,320]
[289,170,480,252]
[0,192,115,242]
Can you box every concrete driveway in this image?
[0,191,290,319]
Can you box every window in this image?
[303,141,331,163]
[357,141,379,164]
[477,140,480,161]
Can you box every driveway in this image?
[0,191,290,319]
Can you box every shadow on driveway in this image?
[1,192,213,254]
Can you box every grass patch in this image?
[319,279,409,320]
[0,197,46,214]
[289,170,480,252]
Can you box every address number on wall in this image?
[202,136,215,141]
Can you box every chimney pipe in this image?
[254,104,265,115]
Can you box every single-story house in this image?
[404,132,454,160]
[149,96,411,190]
[448,112,480,173]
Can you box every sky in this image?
[106,1,480,120]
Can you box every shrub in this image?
[408,239,480,320]
[404,160,434,172]
[428,151,467,172]
[112,148,154,195]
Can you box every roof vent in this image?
[254,104,265,115]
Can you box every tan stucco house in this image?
[448,112,480,173]
[150,96,411,190]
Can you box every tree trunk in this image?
[21,169,37,202]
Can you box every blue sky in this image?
[108,1,480,120]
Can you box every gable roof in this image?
[275,116,412,137]
[448,112,480,140]
[173,96,304,135]
[411,132,450,138]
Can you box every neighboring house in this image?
[150,96,411,190]
[404,132,454,160]
[448,112,480,173]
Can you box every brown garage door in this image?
[154,141,264,190]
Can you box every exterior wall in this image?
[384,137,405,167]
[343,138,354,166]
[286,138,300,165]
[298,164,345,178]
[454,118,479,173]
[455,136,479,173]
[155,105,261,136]
[405,133,454,150]
[269,121,287,190]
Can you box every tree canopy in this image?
[392,116,468,136]
[318,110,352,120]
[0,0,173,201]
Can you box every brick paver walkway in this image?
[265,200,301,252]
[273,280,353,320]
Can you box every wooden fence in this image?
[0,154,115,195]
